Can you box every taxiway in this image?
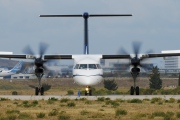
[0,95,180,100]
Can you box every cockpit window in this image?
[89,64,97,69]
[79,64,87,69]
[74,64,101,69]
[74,64,79,69]
[74,64,87,69]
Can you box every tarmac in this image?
[1,95,180,100]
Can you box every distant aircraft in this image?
[0,61,23,77]
[1,12,180,96]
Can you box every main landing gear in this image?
[130,86,139,95]
[35,68,44,96]
[85,86,92,96]
[130,71,139,95]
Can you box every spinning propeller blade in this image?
[23,43,50,72]
[118,41,153,71]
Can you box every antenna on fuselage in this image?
[40,12,132,54]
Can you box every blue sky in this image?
[0,0,180,66]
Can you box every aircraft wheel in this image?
[130,86,134,95]
[35,87,39,96]
[40,87,44,95]
[89,90,92,96]
[136,86,139,95]
[85,91,87,96]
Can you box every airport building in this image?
[162,50,180,69]
[160,50,180,73]
[11,73,36,79]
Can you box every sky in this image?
[0,0,180,66]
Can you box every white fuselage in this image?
[0,70,15,77]
[72,55,103,86]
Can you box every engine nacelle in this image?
[35,68,44,74]
[131,67,140,73]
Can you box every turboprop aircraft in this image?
[1,12,180,96]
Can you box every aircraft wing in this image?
[44,55,72,59]
[0,54,34,59]
[102,53,180,59]
[102,55,131,59]
[44,55,130,59]
[0,54,72,59]
[141,53,180,58]
[44,53,180,60]
[1,53,180,60]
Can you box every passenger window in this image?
[79,64,87,69]
[89,64,97,69]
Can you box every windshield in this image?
[74,64,101,69]
[89,64,97,69]
[79,64,87,69]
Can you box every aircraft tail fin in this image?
[10,61,23,73]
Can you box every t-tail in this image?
[39,12,132,54]
[10,61,23,73]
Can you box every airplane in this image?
[1,12,180,96]
[0,61,23,77]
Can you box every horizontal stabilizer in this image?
[40,14,132,18]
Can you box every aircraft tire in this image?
[35,87,39,96]
[136,86,139,95]
[85,91,87,96]
[89,90,92,96]
[130,86,134,95]
[40,87,44,95]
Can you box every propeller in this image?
[118,41,153,74]
[23,42,49,74]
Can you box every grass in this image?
[80,110,89,115]
[18,112,33,119]
[176,112,180,118]
[48,109,59,116]
[6,110,20,114]
[58,114,70,120]
[60,98,70,103]
[67,102,76,107]
[127,99,143,103]
[36,112,46,118]
[0,78,180,96]
[0,98,179,119]
[115,109,127,116]
[1,78,180,119]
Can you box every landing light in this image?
[85,88,89,91]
